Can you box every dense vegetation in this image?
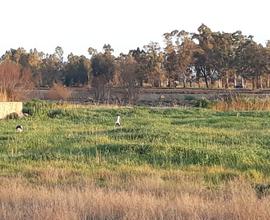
[1,24,270,102]
[1,102,270,219]
[1,101,270,185]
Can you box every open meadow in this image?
[1,100,270,219]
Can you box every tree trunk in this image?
[218,79,222,89]
[225,75,229,89]
[234,74,237,88]
[107,86,111,104]
[209,78,212,88]
[241,77,245,89]
[168,79,171,88]
[183,75,186,88]
[255,75,262,89]
[252,78,256,90]
[203,73,209,88]
[267,75,270,88]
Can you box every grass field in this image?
[1,100,270,219]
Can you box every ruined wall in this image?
[0,102,23,119]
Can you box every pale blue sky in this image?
[0,0,269,57]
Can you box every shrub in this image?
[22,107,34,116]
[47,109,66,118]
[184,95,197,101]
[23,100,54,116]
[47,83,71,101]
[195,97,211,108]
[0,61,33,101]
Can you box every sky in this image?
[0,0,269,58]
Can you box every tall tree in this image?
[176,30,198,87]
[235,38,269,89]
[90,44,116,101]
[192,24,218,88]
[128,47,147,86]
[143,42,166,87]
[164,31,179,87]
[118,54,141,103]
[64,54,91,86]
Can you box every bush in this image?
[23,100,54,116]
[47,109,66,118]
[47,83,71,101]
[22,107,34,116]
[195,97,211,108]
[184,95,197,101]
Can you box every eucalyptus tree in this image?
[176,30,198,87]
[55,46,64,62]
[235,38,269,89]
[28,48,45,86]
[143,42,166,87]
[163,30,179,87]
[64,54,91,86]
[265,41,270,87]
[39,47,65,87]
[192,24,218,88]
[90,44,116,101]
[118,54,141,103]
[128,47,147,86]
[208,31,238,88]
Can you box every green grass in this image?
[1,100,270,186]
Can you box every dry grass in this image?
[0,89,8,101]
[47,83,71,101]
[0,177,270,220]
[212,94,270,111]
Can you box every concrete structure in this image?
[0,102,23,119]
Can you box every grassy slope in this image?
[1,102,270,186]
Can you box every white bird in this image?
[115,115,121,127]
[16,125,23,132]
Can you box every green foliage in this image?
[184,95,197,101]
[47,109,67,118]
[64,54,91,86]
[22,107,33,116]
[195,97,211,108]
[1,102,270,185]
[2,25,270,90]
[23,99,54,116]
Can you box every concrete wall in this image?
[0,102,23,119]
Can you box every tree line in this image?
[1,24,270,101]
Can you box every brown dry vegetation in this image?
[0,61,33,101]
[212,94,270,111]
[0,89,8,101]
[47,83,72,100]
[2,103,270,219]
[0,177,270,220]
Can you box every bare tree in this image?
[0,61,33,101]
